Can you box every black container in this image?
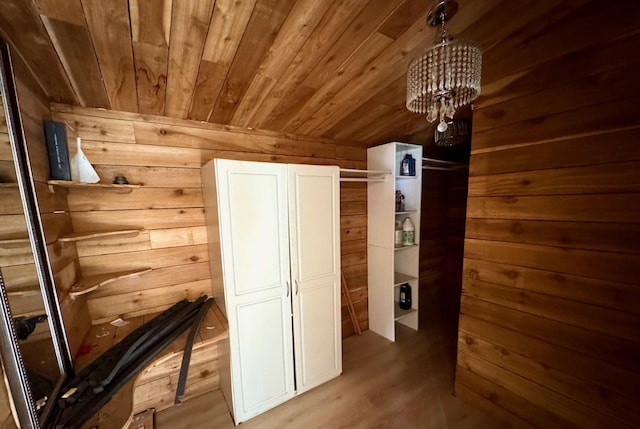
[399,283,412,310]
[43,120,71,180]
[400,154,416,176]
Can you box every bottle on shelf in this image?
[399,283,412,310]
[402,217,415,246]
[395,190,405,211]
[400,154,416,176]
[394,221,403,248]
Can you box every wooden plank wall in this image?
[454,7,640,429]
[0,58,88,428]
[50,104,368,337]
[11,58,91,357]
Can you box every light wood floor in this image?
[155,313,510,429]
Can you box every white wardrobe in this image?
[201,158,342,424]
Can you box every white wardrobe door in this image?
[215,159,295,423]
[288,164,342,394]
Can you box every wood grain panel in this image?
[460,293,640,380]
[87,279,211,322]
[466,193,640,223]
[19,118,50,183]
[78,244,209,276]
[209,0,297,124]
[469,128,640,175]
[149,226,207,249]
[231,0,333,126]
[165,0,214,119]
[459,314,640,405]
[463,278,640,342]
[481,0,639,86]
[0,0,76,103]
[0,187,24,215]
[133,121,336,158]
[468,161,640,197]
[87,262,211,298]
[248,0,368,128]
[474,64,640,133]
[66,187,203,211]
[81,0,138,111]
[462,258,640,316]
[464,238,637,285]
[454,367,539,429]
[54,112,136,143]
[0,245,34,268]
[70,208,205,232]
[458,23,640,428]
[189,0,257,120]
[465,218,640,254]
[92,165,202,188]
[458,351,635,429]
[74,231,151,258]
[33,0,85,25]
[51,103,364,153]
[130,0,171,115]
[472,97,639,151]
[283,31,395,134]
[40,15,110,108]
[78,140,211,168]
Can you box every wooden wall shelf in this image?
[6,286,40,298]
[69,268,153,298]
[47,180,141,194]
[58,229,145,244]
[0,182,18,188]
[0,237,30,248]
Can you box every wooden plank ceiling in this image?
[0,0,596,146]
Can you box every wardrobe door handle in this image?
[286,281,290,297]
[295,280,299,296]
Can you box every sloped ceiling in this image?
[0,0,597,147]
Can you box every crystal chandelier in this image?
[406,0,481,132]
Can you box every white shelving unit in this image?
[367,142,422,342]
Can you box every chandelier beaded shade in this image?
[406,0,481,132]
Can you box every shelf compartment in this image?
[394,306,417,321]
[47,180,141,194]
[69,268,153,298]
[58,228,145,244]
[393,272,417,287]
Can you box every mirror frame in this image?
[0,36,73,427]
